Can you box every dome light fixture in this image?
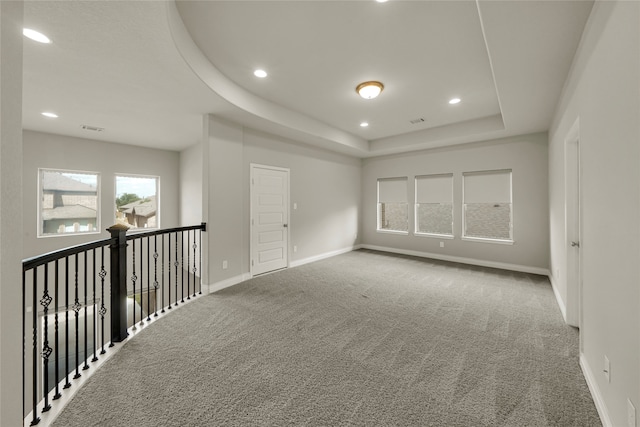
[356,81,384,100]
[23,28,51,44]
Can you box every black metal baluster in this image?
[131,239,137,330]
[53,259,61,400]
[91,249,98,363]
[63,257,70,389]
[41,264,52,413]
[139,238,144,325]
[192,229,198,297]
[147,237,151,321]
[72,254,81,380]
[175,232,179,306]
[187,231,191,300]
[153,235,159,317]
[30,267,40,426]
[199,228,203,295]
[162,234,166,313]
[99,247,107,355]
[83,251,89,371]
[167,233,172,310]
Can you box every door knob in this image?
[571,241,580,247]
[283,224,288,228]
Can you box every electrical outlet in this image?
[440,241,444,248]
[293,246,297,253]
[628,399,636,427]
[222,260,228,270]
[604,355,610,382]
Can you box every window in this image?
[463,170,512,242]
[415,174,453,237]
[115,175,159,229]
[38,169,100,237]
[377,177,408,233]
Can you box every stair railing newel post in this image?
[108,223,130,344]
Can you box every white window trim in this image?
[462,169,513,244]
[414,232,455,239]
[37,168,101,238]
[376,177,409,234]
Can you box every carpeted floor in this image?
[51,249,601,426]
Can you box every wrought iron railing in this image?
[22,223,206,426]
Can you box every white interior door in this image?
[565,121,582,331]
[250,164,289,276]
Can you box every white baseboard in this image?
[290,245,359,268]
[580,354,611,427]
[547,274,568,322]
[359,244,550,276]
[205,273,251,294]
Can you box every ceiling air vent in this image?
[410,118,425,125]
[80,124,105,132]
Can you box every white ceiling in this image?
[22,0,594,157]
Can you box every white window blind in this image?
[416,174,453,203]
[378,177,408,203]
[463,170,511,203]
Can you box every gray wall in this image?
[548,1,639,425]
[362,132,549,273]
[23,130,180,258]
[203,115,361,285]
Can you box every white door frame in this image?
[564,118,582,335]
[249,163,290,277]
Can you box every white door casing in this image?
[565,119,582,333]
[250,164,289,276]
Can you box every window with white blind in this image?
[415,174,453,237]
[463,170,513,242]
[377,177,408,233]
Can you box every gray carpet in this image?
[51,249,601,426]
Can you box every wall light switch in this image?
[293,246,297,253]
[440,242,444,248]
[293,202,297,210]
[222,260,228,270]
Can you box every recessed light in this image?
[376,0,388,3]
[360,122,369,127]
[449,98,461,105]
[23,28,51,44]
[41,112,58,118]
[254,69,268,78]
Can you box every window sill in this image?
[414,233,454,240]
[462,236,514,245]
[376,229,409,236]
[38,231,102,239]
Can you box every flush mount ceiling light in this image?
[23,28,51,44]
[360,122,369,127]
[41,112,58,118]
[356,81,384,100]
[254,69,268,78]
[449,97,461,104]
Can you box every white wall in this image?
[548,1,640,425]
[204,115,361,286]
[362,132,549,273]
[22,130,181,258]
[0,1,24,424]
[179,142,203,227]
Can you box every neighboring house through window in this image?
[377,177,408,233]
[463,169,513,242]
[115,175,159,229]
[39,169,99,237]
